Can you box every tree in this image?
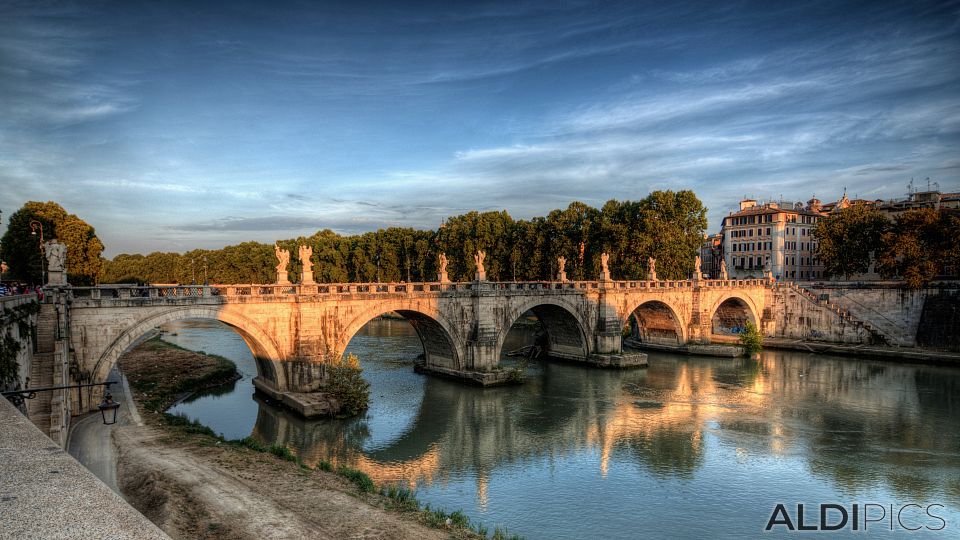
[637,191,708,280]
[0,201,104,285]
[813,205,889,279]
[739,321,763,355]
[877,208,959,289]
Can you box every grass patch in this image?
[380,484,419,511]
[337,464,375,493]
[162,412,219,437]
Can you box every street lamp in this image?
[29,220,45,284]
[98,389,120,425]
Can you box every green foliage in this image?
[327,353,370,416]
[877,208,960,289]
[813,205,889,279]
[337,464,375,493]
[0,201,104,285]
[492,526,524,540]
[230,436,268,452]
[315,459,333,472]
[268,444,297,462]
[739,321,763,355]
[99,191,708,284]
[163,413,219,437]
[0,332,22,387]
[380,484,420,511]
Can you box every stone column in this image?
[466,281,498,371]
[593,287,623,355]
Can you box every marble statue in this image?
[275,244,291,284]
[600,252,610,280]
[45,241,66,272]
[474,250,486,280]
[438,253,449,282]
[299,244,313,274]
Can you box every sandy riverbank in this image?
[110,338,478,540]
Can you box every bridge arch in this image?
[498,297,591,362]
[628,300,687,345]
[708,294,759,337]
[90,306,284,395]
[336,301,463,371]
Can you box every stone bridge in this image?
[63,278,770,412]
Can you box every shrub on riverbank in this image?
[326,353,370,417]
[739,322,763,355]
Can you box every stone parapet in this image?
[0,398,169,539]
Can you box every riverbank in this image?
[113,337,508,540]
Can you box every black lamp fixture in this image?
[98,389,120,425]
[3,381,121,425]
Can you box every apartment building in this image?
[721,198,825,281]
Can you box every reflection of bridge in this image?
[252,352,959,507]
[64,278,770,409]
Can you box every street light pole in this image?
[29,220,45,285]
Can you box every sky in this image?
[1,0,958,256]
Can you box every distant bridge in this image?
[63,278,770,409]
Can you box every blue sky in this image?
[1,0,958,256]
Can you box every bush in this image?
[739,321,763,355]
[269,444,297,462]
[326,353,370,416]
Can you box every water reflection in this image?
[162,318,960,539]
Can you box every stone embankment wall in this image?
[803,283,924,346]
[769,282,960,349]
[767,285,870,344]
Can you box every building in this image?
[716,186,958,282]
[720,198,825,281]
[699,233,723,279]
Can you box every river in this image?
[164,318,960,539]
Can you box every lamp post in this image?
[29,220,45,285]
[203,255,208,285]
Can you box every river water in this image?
[164,318,960,539]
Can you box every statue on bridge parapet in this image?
[647,256,657,281]
[474,250,487,281]
[557,256,567,282]
[44,241,67,285]
[600,252,610,281]
[763,256,774,283]
[299,244,314,285]
[438,253,449,283]
[275,244,291,285]
[719,258,728,280]
[693,255,702,281]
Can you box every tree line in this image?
[1,191,708,285]
[813,205,960,288]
